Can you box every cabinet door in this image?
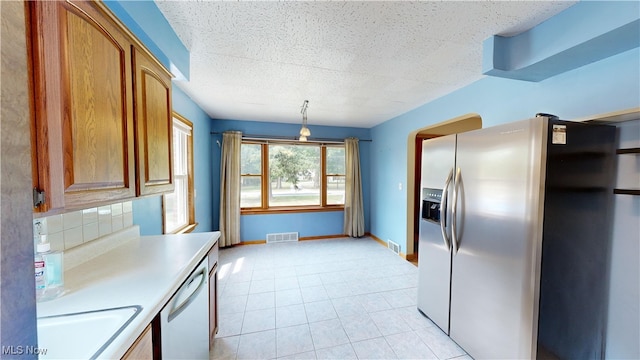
[29,0,136,211]
[121,324,153,360]
[132,48,173,196]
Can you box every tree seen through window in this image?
[240,142,345,209]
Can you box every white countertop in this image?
[37,230,220,359]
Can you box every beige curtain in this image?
[219,131,242,247]
[344,137,365,237]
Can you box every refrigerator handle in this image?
[440,168,453,251]
[451,167,461,254]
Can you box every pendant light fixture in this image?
[299,100,310,141]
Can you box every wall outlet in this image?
[33,218,47,236]
[398,182,403,190]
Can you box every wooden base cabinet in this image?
[122,324,153,360]
[28,0,173,213]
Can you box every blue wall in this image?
[211,120,371,240]
[99,1,638,356]
[173,86,214,233]
[369,47,640,250]
[106,0,373,239]
[103,0,189,80]
[107,0,214,235]
[133,85,214,235]
[483,1,640,81]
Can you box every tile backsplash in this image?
[34,201,134,252]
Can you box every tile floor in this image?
[210,237,470,360]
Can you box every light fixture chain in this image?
[299,100,311,140]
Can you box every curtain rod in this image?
[209,132,372,143]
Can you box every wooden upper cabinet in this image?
[28,0,173,212]
[30,0,136,211]
[132,48,174,196]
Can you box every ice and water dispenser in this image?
[422,188,443,223]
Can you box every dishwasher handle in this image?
[168,266,207,323]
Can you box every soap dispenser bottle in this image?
[34,237,47,301]
[35,234,64,301]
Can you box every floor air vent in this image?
[388,240,400,255]
[266,232,299,243]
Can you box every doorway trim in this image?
[405,113,483,260]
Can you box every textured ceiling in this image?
[156,1,576,128]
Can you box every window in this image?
[240,143,262,208]
[325,146,346,205]
[163,113,195,233]
[241,142,345,212]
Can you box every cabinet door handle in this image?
[168,267,207,322]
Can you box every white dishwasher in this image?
[161,257,209,360]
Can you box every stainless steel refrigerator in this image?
[417,116,615,359]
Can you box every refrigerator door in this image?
[449,118,547,359]
[417,135,456,334]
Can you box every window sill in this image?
[171,223,198,234]
[241,206,344,215]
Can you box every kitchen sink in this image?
[37,305,141,359]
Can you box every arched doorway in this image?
[405,114,482,263]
